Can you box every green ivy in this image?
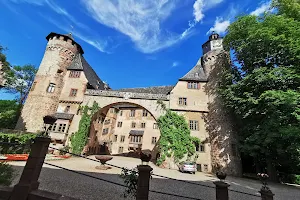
[156,101,200,166]
[0,162,14,186]
[70,101,99,154]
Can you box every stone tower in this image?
[16,33,83,132]
[202,32,242,176]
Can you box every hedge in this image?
[0,133,36,154]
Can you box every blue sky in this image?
[0,0,271,100]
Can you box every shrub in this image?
[0,133,36,154]
[0,162,14,186]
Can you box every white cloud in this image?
[172,61,179,67]
[207,18,230,35]
[250,1,272,16]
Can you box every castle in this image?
[16,32,241,175]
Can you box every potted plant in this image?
[215,164,227,181]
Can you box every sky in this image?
[0,0,272,100]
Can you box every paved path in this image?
[9,156,300,200]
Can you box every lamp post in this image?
[43,115,57,136]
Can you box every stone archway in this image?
[86,101,162,157]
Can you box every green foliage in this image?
[0,133,36,154]
[59,145,70,155]
[0,45,10,72]
[156,103,200,165]
[3,64,37,104]
[71,101,99,154]
[120,168,138,198]
[0,162,14,186]
[0,100,21,129]
[221,0,300,177]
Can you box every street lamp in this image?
[43,115,57,136]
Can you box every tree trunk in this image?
[266,157,278,182]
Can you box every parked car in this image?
[179,161,196,174]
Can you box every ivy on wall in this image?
[156,100,200,166]
[70,101,99,154]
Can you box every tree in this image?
[221,0,300,181]
[0,100,20,129]
[3,65,37,105]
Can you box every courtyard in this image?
[9,156,300,200]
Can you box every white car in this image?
[179,161,197,174]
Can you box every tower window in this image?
[189,120,199,131]
[102,128,109,135]
[152,137,157,144]
[130,110,135,117]
[69,89,78,97]
[178,97,187,105]
[31,82,37,91]
[69,71,81,78]
[188,82,199,89]
[47,83,55,93]
[153,123,158,129]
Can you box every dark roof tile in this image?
[115,86,174,95]
[179,59,208,82]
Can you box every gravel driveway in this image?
[9,156,300,200]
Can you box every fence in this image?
[0,137,275,200]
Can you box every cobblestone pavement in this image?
[9,156,300,200]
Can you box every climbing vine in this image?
[70,101,99,154]
[156,100,200,166]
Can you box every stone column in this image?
[260,188,274,200]
[213,181,230,200]
[9,136,51,200]
[136,165,153,200]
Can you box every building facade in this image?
[17,32,241,176]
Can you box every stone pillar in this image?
[136,165,153,200]
[260,188,274,200]
[213,181,230,200]
[9,136,51,200]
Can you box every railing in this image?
[0,139,275,200]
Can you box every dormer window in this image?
[195,73,199,77]
[69,71,81,78]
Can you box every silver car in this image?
[179,161,197,174]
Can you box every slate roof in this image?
[179,59,208,82]
[54,113,74,120]
[115,86,174,95]
[67,54,108,90]
[129,130,144,136]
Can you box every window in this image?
[131,122,136,128]
[189,120,199,131]
[61,124,67,133]
[117,122,123,127]
[69,89,78,97]
[130,110,135,117]
[65,106,70,113]
[152,137,157,144]
[130,135,142,143]
[104,119,110,125]
[195,142,205,152]
[120,135,125,143]
[31,82,37,91]
[110,108,115,113]
[178,97,187,105]
[153,123,159,129]
[102,128,109,135]
[113,135,118,142]
[187,82,199,89]
[51,123,57,132]
[118,146,124,153]
[47,83,55,93]
[120,111,123,116]
[142,110,148,117]
[141,123,146,128]
[58,124,63,132]
[69,71,81,78]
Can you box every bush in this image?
[0,100,21,129]
[0,133,36,154]
[0,162,14,186]
[279,173,300,185]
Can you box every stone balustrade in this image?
[86,89,169,100]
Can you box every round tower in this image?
[16,32,83,132]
